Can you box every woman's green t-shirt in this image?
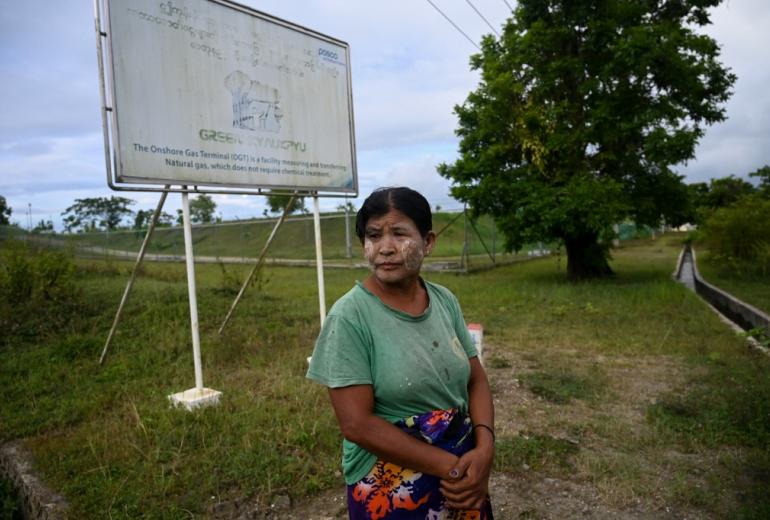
[306,280,477,484]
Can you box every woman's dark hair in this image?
[355,187,432,243]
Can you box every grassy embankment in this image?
[1,235,768,517]
[694,248,770,315]
[52,212,515,264]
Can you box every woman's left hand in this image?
[438,444,494,509]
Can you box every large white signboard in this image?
[103,0,357,194]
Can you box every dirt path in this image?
[225,343,731,519]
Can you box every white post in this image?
[181,191,204,390]
[344,198,352,259]
[169,188,221,410]
[313,195,327,325]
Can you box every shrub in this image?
[701,195,770,276]
[0,241,80,346]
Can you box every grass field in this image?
[1,234,769,518]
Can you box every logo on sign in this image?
[318,48,338,60]
[318,47,343,66]
[224,70,282,134]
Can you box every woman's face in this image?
[362,208,435,287]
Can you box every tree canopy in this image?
[701,175,755,210]
[133,209,175,229]
[439,0,735,279]
[32,219,54,232]
[190,194,217,224]
[265,192,306,215]
[176,194,218,225]
[61,196,135,232]
[684,172,759,224]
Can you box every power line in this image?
[502,0,514,11]
[425,0,481,51]
[465,0,500,37]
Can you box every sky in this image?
[1,0,769,231]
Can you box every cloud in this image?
[2,0,769,231]
[675,0,770,183]
[0,0,102,142]
[1,133,104,194]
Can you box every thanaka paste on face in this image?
[364,238,376,270]
[401,238,425,270]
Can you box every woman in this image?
[307,187,494,519]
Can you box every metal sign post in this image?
[217,196,296,335]
[99,186,170,364]
[168,188,222,410]
[313,195,327,325]
[344,197,352,259]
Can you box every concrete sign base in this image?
[168,387,222,411]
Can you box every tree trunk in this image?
[564,232,613,280]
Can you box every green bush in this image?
[682,228,702,246]
[701,195,770,275]
[0,241,80,346]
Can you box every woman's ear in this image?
[424,231,436,255]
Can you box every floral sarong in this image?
[347,408,494,519]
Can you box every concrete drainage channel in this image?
[675,245,770,355]
[0,442,68,519]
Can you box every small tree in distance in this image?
[190,194,217,223]
[61,196,135,232]
[0,196,11,225]
[176,194,218,225]
[336,201,356,213]
[439,0,735,279]
[134,209,154,230]
[33,220,54,233]
[266,192,306,215]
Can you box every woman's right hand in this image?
[439,445,493,509]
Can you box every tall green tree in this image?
[702,175,755,209]
[61,196,135,232]
[439,0,735,279]
[0,196,11,225]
